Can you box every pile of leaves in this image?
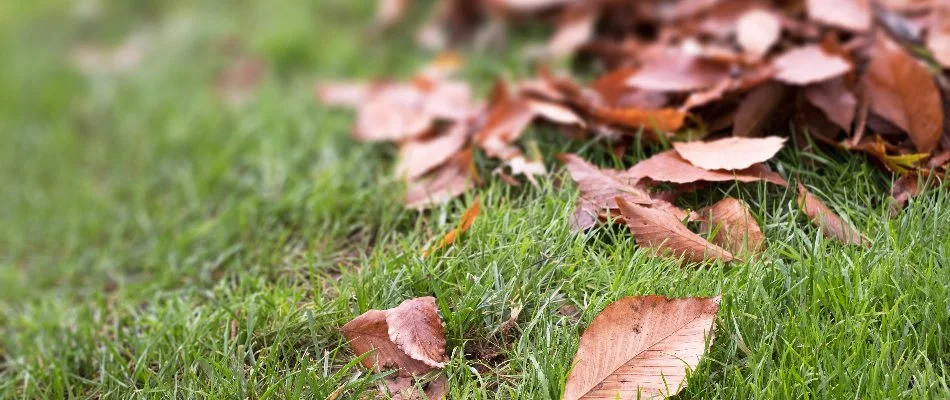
[318,0,949,398]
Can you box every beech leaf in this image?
[405,148,474,209]
[558,154,653,231]
[396,122,471,180]
[673,136,787,171]
[736,9,781,60]
[804,78,857,132]
[929,3,950,68]
[563,295,721,400]
[626,51,731,92]
[864,35,944,153]
[342,297,446,374]
[616,198,734,264]
[731,82,789,138]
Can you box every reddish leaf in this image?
[475,86,537,158]
[698,197,766,255]
[732,82,789,137]
[626,50,731,92]
[423,197,481,257]
[342,297,446,373]
[804,78,857,131]
[772,45,852,86]
[796,182,866,245]
[528,99,585,126]
[558,154,653,231]
[629,150,787,185]
[736,9,782,60]
[673,136,787,170]
[563,295,720,400]
[889,174,922,217]
[396,122,471,180]
[805,0,871,32]
[342,297,447,399]
[405,148,474,209]
[865,35,944,153]
[547,5,597,57]
[617,198,734,263]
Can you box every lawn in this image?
[1,1,949,399]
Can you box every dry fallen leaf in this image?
[547,6,597,58]
[423,197,481,257]
[806,0,872,32]
[629,150,787,186]
[864,35,944,153]
[889,174,923,217]
[796,182,866,245]
[396,122,471,180]
[772,45,852,86]
[673,136,787,171]
[698,197,766,255]
[736,9,782,60]
[558,154,653,231]
[563,295,721,400]
[617,198,734,264]
[342,296,447,399]
[405,148,475,209]
[804,78,857,132]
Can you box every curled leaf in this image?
[628,150,787,186]
[617,198,734,264]
[796,182,866,246]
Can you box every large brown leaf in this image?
[805,0,871,32]
[617,198,734,263]
[673,136,787,170]
[772,45,852,86]
[558,154,653,231]
[592,106,686,132]
[698,197,766,255]
[628,150,787,185]
[865,35,944,153]
[563,295,721,400]
[796,182,866,245]
[804,78,857,131]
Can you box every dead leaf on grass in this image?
[698,197,766,255]
[563,295,721,400]
[617,198,734,264]
[796,182,867,245]
[423,196,481,258]
[628,150,787,186]
[772,45,852,86]
[673,136,787,171]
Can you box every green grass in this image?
[1,1,949,398]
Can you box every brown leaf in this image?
[563,295,721,399]
[805,0,871,32]
[528,99,585,126]
[342,297,446,375]
[383,374,447,400]
[736,9,782,60]
[732,82,790,137]
[396,122,471,180]
[673,136,787,170]
[629,150,787,185]
[558,154,653,231]
[592,107,686,132]
[929,2,950,68]
[423,197,481,257]
[772,45,852,86]
[626,50,732,92]
[617,198,734,263]
[804,78,857,131]
[865,35,944,153]
[405,148,474,209]
[475,86,537,158]
[698,197,766,255]
[796,182,866,245]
